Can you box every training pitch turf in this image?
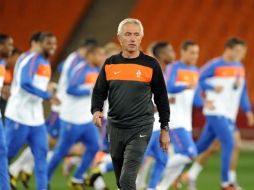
[16,151,254,190]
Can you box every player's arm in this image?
[199,62,220,92]
[240,81,254,126]
[166,64,187,93]
[20,56,51,100]
[66,67,91,96]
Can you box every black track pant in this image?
[107,124,153,190]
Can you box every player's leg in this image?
[229,129,241,187]
[0,119,10,190]
[147,131,168,189]
[9,147,33,178]
[5,118,29,189]
[5,118,29,160]
[136,156,153,190]
[47,120,79,181]
[184,139,220,183]
[157,128,197,190]
[28,125,48,190]
[73,122,99,180]
[208,116,234,188]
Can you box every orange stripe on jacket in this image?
[84,72,99,84]
[176,69,199,85]
[0,65,6,77]
[4,69,13,84]
[105,64,153,83]
[36,64,51,77]
[215,66,245,77]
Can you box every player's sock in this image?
[157,154,191,190]
[21,149,35,175]
[98,163,107,174]
[94,175,107,190]
[9,147,32,178]
[229,170,236,184]
[136,158,153,189]
[188,161,203,181]
[47,150,54,162]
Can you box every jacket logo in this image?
[113,71,120,75]
[136,70,141,78]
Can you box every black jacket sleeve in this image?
[151,60,170,128]
[91,63,109,114]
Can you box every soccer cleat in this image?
[20,170,32,189]
[69,179,85,190]
[221,185,236,190]
[89,172,102,186]
[9,174,17,190]
[233,183,244,190]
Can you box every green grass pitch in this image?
[16,151,254,190]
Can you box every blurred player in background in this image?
[157,40,202,190]
[183,37,254,190]
[47,45,105,190]
[192,37,254,190]
[8,32,53,189]
[83,42,121,190]
[0,33,14,190]
[0,47,22,119]
[5,32,57,190]
[136,41,175,190]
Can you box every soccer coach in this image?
[91,18,170,190]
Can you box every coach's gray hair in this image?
[117,18,144,36]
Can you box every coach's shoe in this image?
[69,178,86,190]
[20,170,31,189]
[10,174,17,190]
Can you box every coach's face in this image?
[118,23,143,53]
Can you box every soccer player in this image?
[136,41,176,190]
[184,37,254,190]
[0,33,14,190]
[47,45,105,189]
[5,32,57,190]
[9,38,99,189]
[157,40,202,190]
[8,32,44,186]
[92,18,170,190]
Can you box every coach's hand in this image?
[160,129,170,152]
[93,111,104,128]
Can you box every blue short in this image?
[170,128,197,158]
[46,111,61,139]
